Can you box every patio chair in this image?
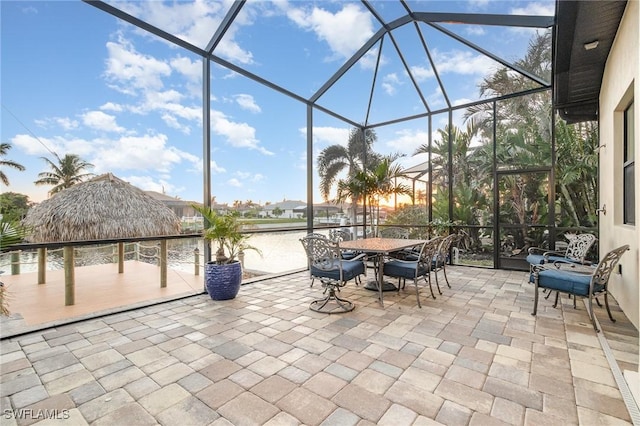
[300,235,366,313]
[378,227,409,239]
[527,233,597,267]
[530,244,629,332]
[382,238,441,308]
[432,233,461,289]
[527,233,597,305]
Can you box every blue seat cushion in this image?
[311,259,364,282]
[383,260,427,280]
[530,269,603,297]
[526,254,582,265]
[340,250,358,260]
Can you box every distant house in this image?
[145,191,198,218]
[261,200,306,218]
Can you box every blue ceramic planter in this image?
[204,261,242,300]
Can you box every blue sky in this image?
[1,0,554,207]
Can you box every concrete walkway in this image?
[1,267,637,425]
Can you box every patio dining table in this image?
[338,237,425,307]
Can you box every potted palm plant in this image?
[193,205,261,300]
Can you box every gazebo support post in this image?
[64,246,75,306]
[38,248,46,284]
[160,240,168,288]
[118,242,124,273]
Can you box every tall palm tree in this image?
[34,153,94,196]
[0,143,26,186]
[317,127,380,201]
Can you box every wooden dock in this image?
[1,261,203,327]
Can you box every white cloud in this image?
[385,129,430,154]
[410,65,435,81]
[34,117,79,131]
[299,126,350,146]
[433,49,497,77]
[210,110,273,155]
[11,134,92,158]
[286,3,374,61]
[465,25,486,36]
[227,178,242,187]
[382,73,402,96]
[511,2,555,16]
[234,94,261,113]
[122,175,180,195]
[100,102,124,112]
[81,111,125,133]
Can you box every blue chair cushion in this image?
[526,254,582,265]
[431,256,445,269]
[311,259,364,282]
[340,250,358,260]
[530,269,603,297]
[383,260,427,280]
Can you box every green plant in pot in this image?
[193,205,261,300]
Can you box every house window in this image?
[624,101,635,225]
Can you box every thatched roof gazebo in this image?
[24,173,180,242]
[22,173,182,305]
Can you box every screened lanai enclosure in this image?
[5,0,602,272]
[83,0,601,271]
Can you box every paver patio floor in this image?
[1,266,638,425]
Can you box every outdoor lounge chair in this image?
[530,244,629,332]
[527,233,597,267]
[300,235,366,313]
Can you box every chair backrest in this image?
[592,244,629,286]
[306,232,328,240]
[564,233,597,263]
[329,229,351,242]
[300,235,340,273]
[437,233,459,258]
[419,237,442,268]
[379,227,409,239]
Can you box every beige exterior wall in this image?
[599,0,639,329]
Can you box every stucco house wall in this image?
[599,0,639,329]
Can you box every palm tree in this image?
[317,127,380,201]
[0,143,26,186]
[34,153,94,196]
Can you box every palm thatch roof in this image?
[23,173,181,242]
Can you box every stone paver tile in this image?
[140,356,179,375]
[92,402,156,426]
[157,395,219,425]
[229,368,264,389]
[126,346,168,367]
[377,405,417,426]
[293,354,331,375]
[332,383,391,423]
[336,351,374,371]
[251,375,297,404]
[570,359,617,387]
[418,347,456,367]
[543,394,579,423]
[529,373,575,400]
[247,355,288,377]
[199,359,242,382]
[303,371,348,399]
[218,392,280,425]
[235,350,267,367]
[32,352,78,376]
[9,385,48,409]
[386,380,444,419]
[413,415,447,425]
[80,349,125,371]
[98,366,145,392]
[445,364,486,389]
[398,366,442,393]
[62,377,101,402]
[278,366,312,384]
[196,379,244,409]
[318,407,359,426]
[1,358,31,376]
[150,362,194,387]
[11,394,74,426]
[469,412,512,426]
[496,344,532,363]
[574,381,631,421]
[577,406,633,426]
[138,383,190,416]
[435,378,493,414]
[523,408,567,425]
[487,362,528,387]
[44,369,95,395]
[124,377,161,400]
[491,397,525,425]
[352,369,395,396]
[177,372,213,394]
[263,411,301,426]
[79,388,134,424]
[483,377,542,411]
[369,360,404,379]
[277,387,337,425]
[170,343,212,364]
[435,400,472,426]
[112,339,152,356]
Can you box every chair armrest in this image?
[528,246,547,255]
[347,253,367,262]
